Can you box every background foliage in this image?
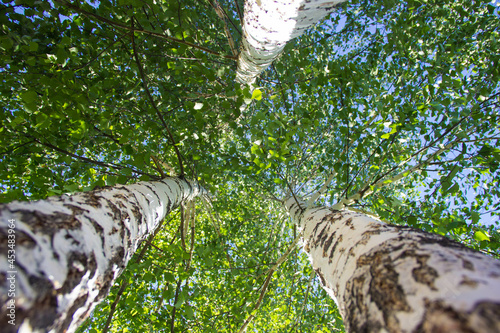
[1,0,499,331]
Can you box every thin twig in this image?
[28,135,158,179]
[208,0,237,57]
[237,270,274,333]
[131,18,185,176]
[294,271,315,329]
[202,197,235,269]
[186,200,196,270]
[169,280,183,333]
[102,217,169,332]
[239,233,301,332]
[0,140,35,155]
[233,0,243,22]
[56,0,237,60]
[180,203,186,250]
[72,31,129,71]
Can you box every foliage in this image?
[1,0,499,331]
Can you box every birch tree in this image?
[1,0,499,332]
[0,177,203,332]
[286,198,500,332]
[236,0,346,84]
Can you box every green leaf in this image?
[120,168,133,176]
[164,272,175,282]
[20,90,37,104]
[174,294,185,308]
[28,41,38,52]
[474,230,490,242]
[162,287,174,300]
[471,211,480,224]
[0,37,14,50]
[184,306,194,319]
[407,216,417,226]
[446,182,459,195]
[251,88,262,101]
[35,113,48,128]
[143,272,155,282]
[251,144,261,155]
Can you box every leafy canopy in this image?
[1,0,499,331]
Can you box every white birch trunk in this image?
[286,198,500,332]
[1,177,204,333]
[236,0,346,85]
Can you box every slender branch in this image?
[101,281,128,333]
[202,197,235,269]
[180,203,186,250]
[328,112,468,205]
[341,127,400,199]
[0,140,35,155]
[131,19,185,176]
[239,233,301,332]
[28,135,158,179]
[370,110,473,187]
[233,0,243,22]
[208,0,238,57]
[460,137,500,143]
[346,207,382,220]
[306,171,337,208]
[151,155,167,178]
[56,0,236,60]
[90,123,170,177]
[156,220,182,312]
[237,270,274,333]
[102,217,168,332]
[271,64,291,113]
[283,175,301,214]
[201,198,221,236]
[72,31,129,71]
[304,125,364,207]
[332,139,460,210]
[262,234,301,278]
[186,200,196,270]
[170,280,183,333]
[344,106,350,198]
[170,202,196,331]
[210,0,241,34]
[293,271,315,329]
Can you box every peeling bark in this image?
[0,177,204,333]
[236,0,346,85]
[286,198,500,333]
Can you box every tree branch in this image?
[170,280,183,333]
[28,135,158,179]
[208,0,238,57]
[131,18,185,176]
[0,139,35,155]
[237,270,274,333]
[56,0,237,60]
[102,217,169,332]
[238,233,301,332]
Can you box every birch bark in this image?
[286,198,500,332]
[0,177,204,333]
[236,0,346,85]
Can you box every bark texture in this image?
[0,177,203,333]
[286,198,500,333]
[236,0,346,85]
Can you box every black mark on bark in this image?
[323,231,336,257]
[416,299,500,332]
[412,254,438,290]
